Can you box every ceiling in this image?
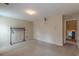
[0,3,79,21]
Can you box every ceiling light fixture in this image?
[26,10,36,15]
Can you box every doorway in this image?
[64,20,77,49]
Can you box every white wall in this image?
[33,15,63,46]
[0,16,33,48]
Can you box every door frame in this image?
[62,17,78,48]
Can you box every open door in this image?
[64,20,77,48]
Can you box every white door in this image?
[77,20,79,49]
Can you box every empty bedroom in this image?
[0,3,79,56]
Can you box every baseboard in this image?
[34,39,63,46]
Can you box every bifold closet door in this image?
[11,28,25,44]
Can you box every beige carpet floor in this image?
[0,40,79,56]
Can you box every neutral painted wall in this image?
[33,15,63,46]
[0,16,33,48]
